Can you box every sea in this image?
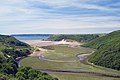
[12,34,52,40]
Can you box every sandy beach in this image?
[22,39,82,47]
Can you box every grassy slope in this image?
[0,35,30,52]
[0,35,29,47]
[0,35,32,60]
[84,30,120,70]
[0,34,31,58]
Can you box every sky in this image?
[0,0,120,34]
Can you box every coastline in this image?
[22,39,82,47]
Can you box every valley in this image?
[21,39,120,80]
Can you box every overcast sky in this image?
[0,0,120,34]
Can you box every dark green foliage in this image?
[0,73,8,80]
[85,30,120,70]
[48,34,103,42]
[0,35,31,75]
[2,48,31,59]
[0,54,6,63]
[0,34,57,80]
[0,35,30,77]
[0,35,29,47]
[0,54,18,75]
[16,67,58,80]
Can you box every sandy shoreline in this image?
[22,39,82,47]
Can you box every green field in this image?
[50,73,120,80]
[44,45,93,60]
[21,45,120,80]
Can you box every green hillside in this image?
[48,34,104,42]
[84,30,120,70]
[0,35,30,79]
[0,35,57,80]
[0,35,31,59]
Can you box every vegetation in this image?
[0,35,29,47]
[21,45,120,77]
[21,45,120,80]
[21,56,120,75]
[51,73,120,80]
[0,35,31,77]
[84,30,120,70]
[44,45,93,60]
[41,46,55,50]
[16,66,58,80]
[48,34,105,42]
[0,34,57,80]
[0,73,10,80]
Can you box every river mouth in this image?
[20,41,120,79]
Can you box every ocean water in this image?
[13,34,52,40]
